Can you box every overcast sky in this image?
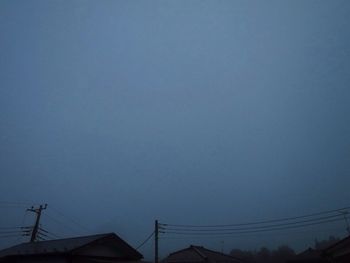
[1,0,350,260]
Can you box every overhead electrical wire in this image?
[136,231,155,250]
[159,224,346,240]
[0,226,26,230]
[37,231,49,238]
[13,209,31,243]
[159,206,350,237]
[0,234,23,239]
[162,213,345,232]
[161,206,350,228]
[0,230,28,235]
[0,202,35,207]
[50,206,91,233]
[162,217,348,236]
[43,212,82,235]
[0,202,82,241]
[46,231,61,239]
[38,227,60,239]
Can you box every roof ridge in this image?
[0,232,143,260]
[197,246,226,255]
[323,234,350,253]
[42,233,113,242]
[8,233,113,246]
[193,246,242,261]
[0,233,113,254]
[191,245,208,259]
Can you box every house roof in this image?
[287,236,350,263]
[295,248,323,259]
[323,235,350,258]
[0,233,143,260]
[164,245,242,263]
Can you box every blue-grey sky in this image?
[1,0,350,259]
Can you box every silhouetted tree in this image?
[230,249,254,263]
[230,245,295,263]
[255,247,271,263]
[229,236,342,262]
[314,236,340,250]
[271,245,295,263]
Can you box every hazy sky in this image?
[1,0,350,260]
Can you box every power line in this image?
[0,203,60,242]
[0,234,23,239]
[49,206,91,233]
[161,206,350,228]
[45,231,61,239]
[38,227,61,239]
[136,231,155,250]
[37,232,59,240]
[38,227,49,234]
[0,226,26,230]
[162,213,345,232]
[43,212,82,235]
[0,202,35,207]
[37,231,50,239]
[162,217,348,236]
[0,230,28,235]
[36,234,46,241]
[0,227,31,238]
[159,206,350,238]
[14,209,30,243]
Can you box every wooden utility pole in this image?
[27,204,47,242]
[155,220,159,263]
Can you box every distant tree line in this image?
[229,236,340,263]
[313,235,340,250]
[230,245,295,263]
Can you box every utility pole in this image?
[155,220,159,263]
[27,204,47,242]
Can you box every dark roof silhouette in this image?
[0,232,143,260]
[288,236,350,263]
[323,235,350,262]
[163,245,242,263]
[324,235,350,254]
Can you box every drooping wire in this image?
[0,202,38,207]
[159,206,350,238]
[0,230,28,235]
[161,206,350,228]
[163,213,345,232]
[38,227,61,239]
[49,206,91,233]
[0,234,23,239]
[161,217,349,236]
[43,212,82,236]
[46,231,61,239]
[0,226,26,230]
[14,209,31,243]
[136,231,155,250]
